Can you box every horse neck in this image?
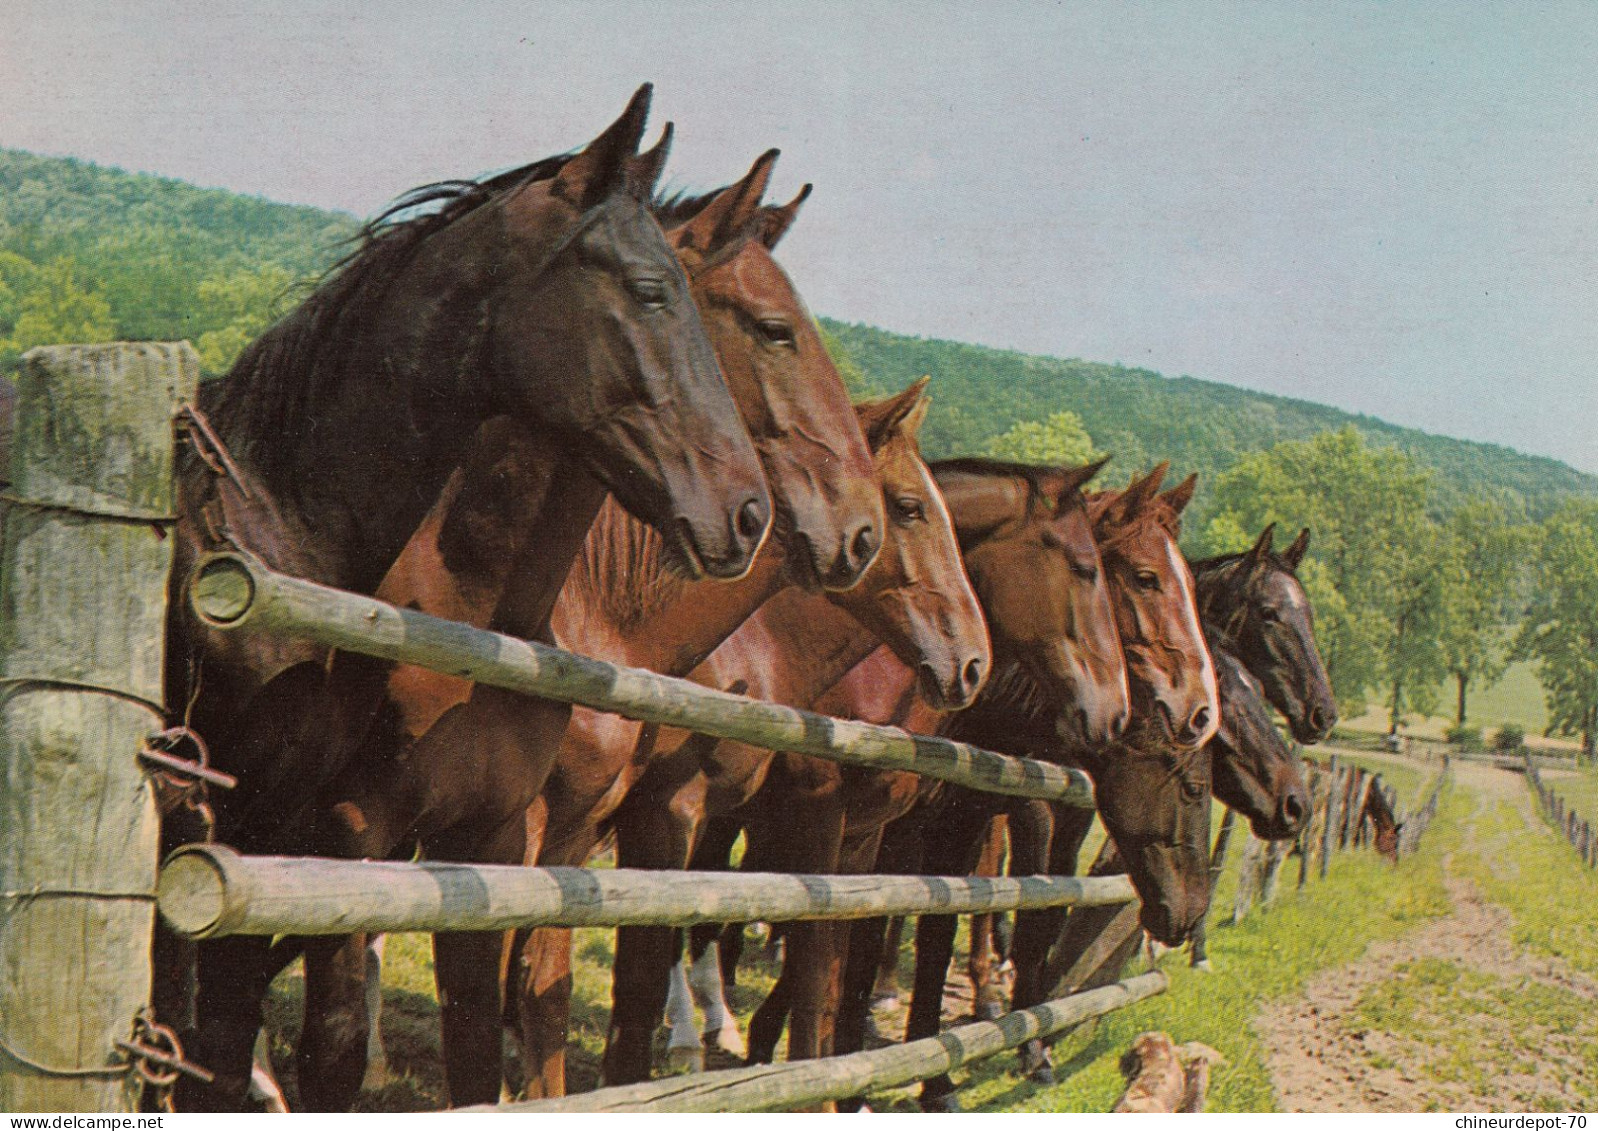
[554,498,790,674]
[1191,558,1249,646]
[205,218,502,592]
[735,588,894,706]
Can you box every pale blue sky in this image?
[3,1,1595,471]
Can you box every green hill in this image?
[3,147,1591,519]
[822,320,1597,520]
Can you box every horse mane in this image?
[1189,546,1300,580]
[1089,487,1184,548]
[207,155,574,493]
[560,495,681,631]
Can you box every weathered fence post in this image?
[1189,807,1235,967]
[1319,760,1343,879]
[0,343,195,1112]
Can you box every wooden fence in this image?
[0,344,1156,1114]
[1523,755,1598,869]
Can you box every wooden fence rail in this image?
[156,843,1137,939]
[485,973,1169,1114]
[1523,755,1598,869]
[190,552,1094,806]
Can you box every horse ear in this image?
[1095,462,1167,531]
[1160,473,1198,515]
[760,183,812,249]
[626,122,674,198]
[1282,527,1311,570]
[676,148,779,255]
[555,83,653,209]
[857,375,930,451]
[1054,455,1112,511]
[1247,522,1277,566]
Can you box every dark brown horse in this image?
[1192,524,1336,744]
[164,87,771,1110]
[292,152,886,1108]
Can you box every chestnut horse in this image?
[831,467,1217,1108]
[590,392,1004,1089]
[163,87,772,1110]
[501,377,989,1098]
[289,152,887,1108]
[633,456,1129,1091]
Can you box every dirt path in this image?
[1256,761,1598,1112]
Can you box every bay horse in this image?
[163,86,772,1110]
[591,389,1004,1089]
[290,152,887,1108]
[631,456,1130,1094]
[839,467,1218,1108]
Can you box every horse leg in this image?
[430,815,527,1108]
[602,791,700,1086]
[296,933,371,1111]
[363,936,389,1090]
[874,916,905,1004]
[662,935,705,1071]
[511,926,573,1098]
[837,916,888,1056]
[909,912,962,1110]
[688,939,746,1059]
[175,935,278,1110]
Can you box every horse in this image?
[632,456,1129,1097]
[497,373,984,1099]
[846,467,1217,1108]
[1191,524,1336,744]
[589,392,1010,1089]
[287,150,886,1108]
[162,86,771,1110]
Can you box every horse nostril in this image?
[736,498,769,544]
[1111,707,1130,741]
[1283,791,1308,826]
[962,658,984,696]
[1308,705,1329,732]
[849,523,878,572]
[1187,706,1211,740]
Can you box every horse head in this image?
[932,455,1129,745]
[826,380,990,711]
[484,85,771,579]
[1193,524,1336,744]
[663,151,882,592]
[1209,643,1310,840]
[1089,465,1218,750]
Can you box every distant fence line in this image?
[1523,755,1598,870]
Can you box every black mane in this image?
[206,154,574,492]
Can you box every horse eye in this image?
[757,319,797,348]
[1181,778,1207,801]
[894,496,926,523]
[1070,562,1098,582]
[1260,607,1281,623]
[628,278,669,308]
[1136,570,1161,592]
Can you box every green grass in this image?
[932,789,1462,1112]
[1539,761,1598,823]
[1339,661,1558,746]
[1451,795,1598,977]
[1350,957,1598,1110]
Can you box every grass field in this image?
[257,751,1598,1112]
[1340,661,1571,751]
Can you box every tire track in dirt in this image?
[1255,761,1598,1112]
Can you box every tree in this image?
[1198,426,1436,718]
[1434,501,1529,725]
[1516,499,1598,762]
[0,254,113,368]
[983,410,1101,466]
